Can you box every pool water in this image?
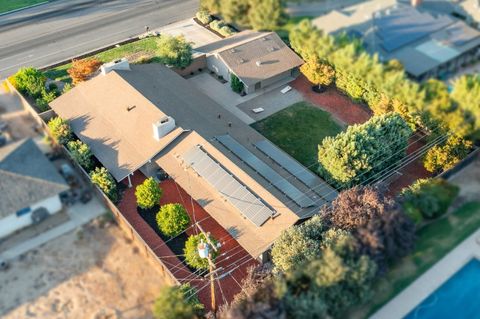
[405,258,480,319]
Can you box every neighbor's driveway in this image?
[157,18,220,48]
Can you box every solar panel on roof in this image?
[182,146,273,227]
[216,135,316,208]
[254,140,334,204]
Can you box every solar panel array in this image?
[216,135,316,208]
[182,146,274,227]
[254,140,336,204]
[375,6,453,52]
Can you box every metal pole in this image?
[209,255,216,313]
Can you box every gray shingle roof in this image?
[0,139,69,217]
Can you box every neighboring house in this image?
[50,62,336,261]
[312,0,480,81]
[0,139,69,239]
[195,30,304,94]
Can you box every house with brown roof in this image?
[196,30,304,94]
[50,62,336,261]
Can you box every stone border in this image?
[370,228,480,319]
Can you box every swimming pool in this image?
[405,258,480,319]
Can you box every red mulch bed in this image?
[386,133,433,196]
[117,172,258,311]
[292,74,372,125]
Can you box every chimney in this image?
[101,58,130,75]
[411,0,422,7]
[153,116,175,141]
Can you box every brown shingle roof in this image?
[197,31,304,86]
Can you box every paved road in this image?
[0,0,198,77]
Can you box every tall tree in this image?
[152,284,204,319]
[200,0,220,14]
[321,186,415,270]
[220,0,251,27]
[300,56,335,91]
[156,35,193,68]
[423,135,473,173]
[248,0,284,31]
[318,113,412,188]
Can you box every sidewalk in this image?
[0,197,105,261]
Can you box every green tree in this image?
[135,177,162,209]
[13,67,46,98]
[200,0,220,14]
[300,56,335,91]
[230,73,244,93]
[67,140,93,170]
[156,203,190,237]
[278,229,377,318]
[156,35,193,68]
[196,10,213,24]
[90,167,118,202]
[220,0,251,26]
[184,233,219,270]
[321,186,415,270]
[450,75,480,136]
[47,116,72,145]
[152,284,204,319]
[400,178,459,222]
[423,135,473,173]
[248,0,284,31]
[318,113,412,188]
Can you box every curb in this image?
[0,1,51,17]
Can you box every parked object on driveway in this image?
[281,85,292,94]
[252,107,265,114]
[31,207,50,224]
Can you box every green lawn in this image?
[251,102,343,168]
[43,37,158,83]
[0,0,46,13]
[352,201,480,318]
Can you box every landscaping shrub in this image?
[135,177,163,209]
[12,67,46,98]
[230,73,244,93]
[152,283,204,319]
[400,178,459,222]
[156,203,190,237]
[90,167,118,202]
[219,25,235,37]
[184,233,219,270]
[35,88,58,112]
[423,135,473,173]
[62,83,73,94]
[156,35,193,68]
[318,113,412,188]
[209,19,225,31]
[67,58,102,85]
[47,116,72,145]
[196,10,212,24]
[67,140,93,171]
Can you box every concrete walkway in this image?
[0,197,105,261]
[371,227,480,319]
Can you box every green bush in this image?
[318,113,412,188]
[230,73,244,93]
[184,233,219,270]
[219,25,235,37]
[90,167,118,202]
[62,83,73,94]
[47,116,72,145]
[13,67,46,98]
[196,10,212,24]
[156,35,193,68]
[401,178,459,221]
[152,284,204,319]
[209,19,225,31]
[67,140,93,171]
[156,203,190,237]
[135,177,163,209]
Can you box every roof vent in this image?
[101,58,130,75]
[256,61,263,66]
[153,116,176,141]
[238,58,246,64]
[230,48,237,53]
[262,36,269,41]
[268,47,277,52]
[126,105,136,112]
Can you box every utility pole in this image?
[197,229,220,314]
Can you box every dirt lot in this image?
[0,220,166,319]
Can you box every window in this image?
[16,207,31,217]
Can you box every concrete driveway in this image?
[157,18,221,48]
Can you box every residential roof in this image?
[312,0,480,77]
[196,31,304,86]
[49,63,337,257]
[0,139,68,217]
